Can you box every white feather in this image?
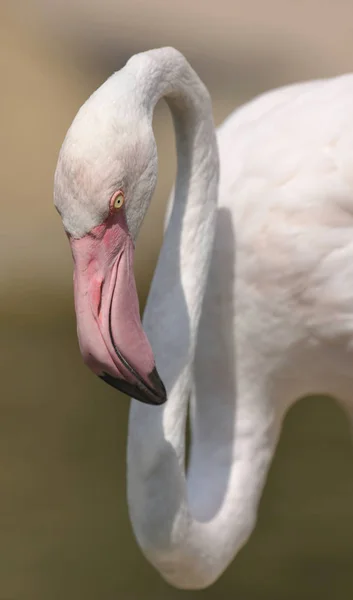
[55,47,353,590]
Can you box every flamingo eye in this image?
[112,191,125,210]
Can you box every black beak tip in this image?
[99,367,167,406]
[148,366,167,401]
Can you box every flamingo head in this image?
[53,72,167,405]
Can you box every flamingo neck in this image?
[126,48,225,587]
[126,48,219,391]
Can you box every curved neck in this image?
[127,46,219,572]
[126,49,278,590]
[126,48,219,396]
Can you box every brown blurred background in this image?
[1,1,353,598]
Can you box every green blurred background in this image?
[1,1,353,598]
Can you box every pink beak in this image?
[69,207,166,405]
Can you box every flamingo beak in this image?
[68,209,167,406]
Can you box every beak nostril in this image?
[97,279,103,317]
[89,276,104,317]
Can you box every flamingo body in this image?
[54,49,353,589]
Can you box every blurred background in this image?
[1,1,353,598]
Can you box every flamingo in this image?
[54,47,353,589]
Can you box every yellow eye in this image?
[112,191,125,210]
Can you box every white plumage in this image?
[54,47,353,590]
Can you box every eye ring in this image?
[111,190,125,211]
